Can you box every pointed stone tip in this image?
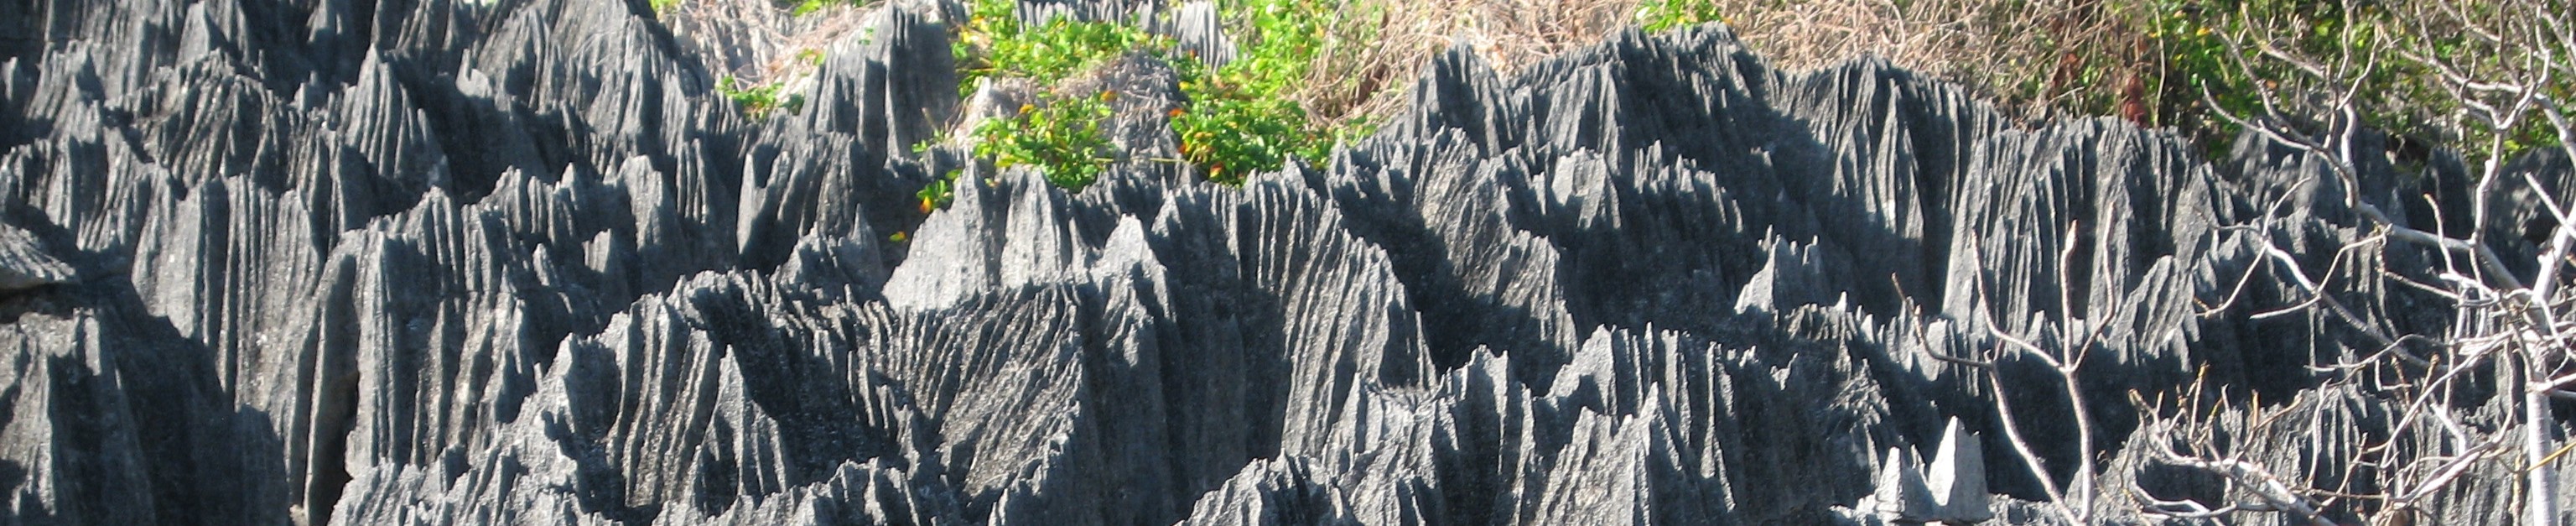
[1927,416,1992,522]
[1872,445,1935,520]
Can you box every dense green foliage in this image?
[931,0,1369,206]
[953,0,1156,97]
[2128,0,2406,151]
[972,94,1119,191]
[1168,0,1353,184]
[1171,62,1331,185]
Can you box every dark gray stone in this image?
[4,0,2571,524]
[0,222,70,290]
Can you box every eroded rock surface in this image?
[4,0,2571,524]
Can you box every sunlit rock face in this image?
[2,0,2564,524]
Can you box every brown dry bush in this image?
[659,0,875,87]
[1301,0,2185,133]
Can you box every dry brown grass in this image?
[662,0,2166,132]
[1724,0,2159,120]
[662,0,876,84]
[1302,0,2163,129]
[1295,0,1640,127]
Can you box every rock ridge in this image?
[1,0,2568,524]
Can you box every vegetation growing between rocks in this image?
[1170,55,1333,185]
[658,0,868,123]
[677,0,2566,171]
[1642,0,2568,162]
[1633,0,1722,33]
[2077,0,2570,160]
[1971,1,2576,523]
[788,0,864,16]
[923,0,1374,206]
[1171,0,1375,183]
[25,0,2576,522]
[952,0,1155,98]
[716,75,806,119]
[972,94,1119,192]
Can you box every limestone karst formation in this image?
[3,0,2573,524]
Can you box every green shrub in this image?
[935,0,1138,207]
[1216,0,1323,95]
[1634,0,1722,33]
[1169,54,1333,184]
[1174,0,1366,180]
[718,76,805,119]
[953,0,1157,96]
[972,94,1119,191]
[915,169,961,213]
[2139,0,2568,163]
[2124,1,2397,151]
[916,94,1116,212]
[931,0,1368,206]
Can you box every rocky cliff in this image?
[2,0,2569,524]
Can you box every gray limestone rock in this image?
[0,222,70,290]
[1870,418,1990,523]
[5,0,2573,524]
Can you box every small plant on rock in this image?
[927,0,1374,208]
[915,169,960,213]
[1166,0,1353,182]
[971,94,1119,191]
[1170,56,1332,184]
[1634,0,1723,33]
[953,0,1156,96]
[787,0,867,16]
[717,76,805,119]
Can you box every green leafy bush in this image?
[915,169,960,213]
[718,76,805,119]
[2137,0,2568,162]
[1174,0,1365,180]
[971,94,1119,192]
[2122,1,2402,150]
[953,0,1157,96]
[932,0,1368,205]
[1169,54,1333,184]
[1633,0,1722,33]
[1215,0,1323,95]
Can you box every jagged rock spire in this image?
[2,0,2562,523]
[1872,418,1992,523]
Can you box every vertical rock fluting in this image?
[2,0,2568,524]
